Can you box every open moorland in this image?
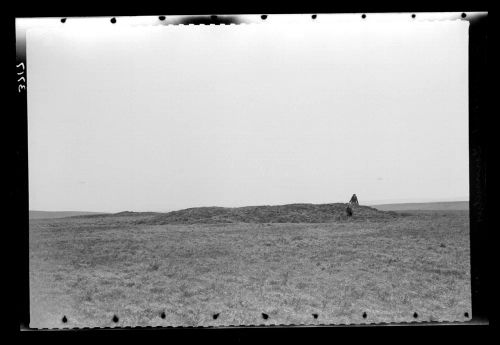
[29,203,471,328]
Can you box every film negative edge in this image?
[27,318,473,330]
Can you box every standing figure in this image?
[349,194,359,206]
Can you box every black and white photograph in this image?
[17,12,486,329]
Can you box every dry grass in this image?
[135,203,397,224]
[29,210,471,328]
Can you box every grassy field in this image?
[29,209,471,328]
[371,201,469,212]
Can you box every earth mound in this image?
[137,203,398,225]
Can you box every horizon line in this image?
[30,199,469,214]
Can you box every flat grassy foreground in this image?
[29,211,471,328]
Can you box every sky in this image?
[26,18,469,212]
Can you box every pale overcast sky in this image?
[26,18,469,212]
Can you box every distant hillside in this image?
[136,203,398,225]
[29,211,108,219]
[30,202,466,222]
[371,201,469,211]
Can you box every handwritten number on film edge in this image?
[17,62,26,93]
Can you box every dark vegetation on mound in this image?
[132,203,399,225]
